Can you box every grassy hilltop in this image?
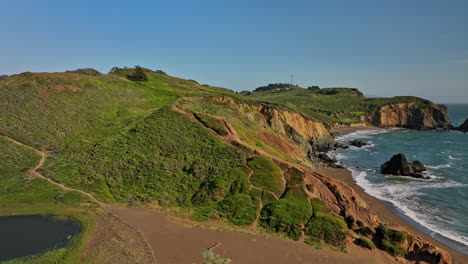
[244,84,433,125]
[0,67,447,262]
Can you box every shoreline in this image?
[322,126,468,262]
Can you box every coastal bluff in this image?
[363,102,453,130]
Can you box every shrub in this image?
[374,226,409,256]
[345,215,355,229]
[355,237,376,249]
[229,167,250,195]
[65,68,102,76]
[261,191,277,206]
[305,198,348,248]
[259,187,311,240]
[127,65,148,81]
[305,212,348,247]
[191,205,219,221]
[219,194,259,226]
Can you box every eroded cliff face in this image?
[364,102,453,130]
[187,97,452,263]
[213,96,335,155]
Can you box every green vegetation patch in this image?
[83,107,245,205]
[305,198,348,248]
[374,226,409,257]
[355,237,376,250]
[261,191,277,206]
[259,186,312,240]
[0,137,89,204]
[219,194,259,226]
[193,112,228,136]
[247,156,283,196]
[0,137,96,264]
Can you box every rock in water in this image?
[349,139,369,148]
[456,118,468,132]
[381,153,428,179]
[334,142,349,149]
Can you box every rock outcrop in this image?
[456,118,468,132]
[212,96,335,157]
[349,139,369,148]
[404,235,453,264]
[334,142,349,149]
[364,102,453,130]
[381,153,428,179]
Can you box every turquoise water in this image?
[331,104,468,254]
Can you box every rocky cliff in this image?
[212,96,335,155]
[364,102,453,130]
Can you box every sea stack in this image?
[349,139,369,148]
[456,118,468,132]
[381,153,429,179]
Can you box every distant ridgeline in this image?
[246,83,452,130]
[0,67,453,262]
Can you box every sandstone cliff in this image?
[212,96,335,155]
[364,102,453,130]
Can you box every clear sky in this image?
[1,0,467,103]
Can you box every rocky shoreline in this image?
[325,126,468,263]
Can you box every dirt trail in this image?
[3,136,156,264]
[5,137,104,206]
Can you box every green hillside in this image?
[245,86,431,124]
[0,67,433,257]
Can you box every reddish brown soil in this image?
[80,209,153,264]
[107,205,399,264]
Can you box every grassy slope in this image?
[0,69,414,255]
[0,137,96,264]
[246,87,431,125]
[0,70,236,202]
[247,156,283,196]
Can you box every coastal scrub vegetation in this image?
[0,137,96,264]
[247,156,283,196]
[304,198,348,249]
[374,226,409,257]
[0,67,443,258]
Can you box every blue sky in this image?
[1,0,467,103]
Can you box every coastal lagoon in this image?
[331,104,468,254]
[0,214,81,262]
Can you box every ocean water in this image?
[330,104,468,254]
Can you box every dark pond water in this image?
[0,214,82,262]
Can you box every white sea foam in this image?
[345,164,468,247]
[426,164,452,170]
[449,155,461,161]
[335,128,395,142]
